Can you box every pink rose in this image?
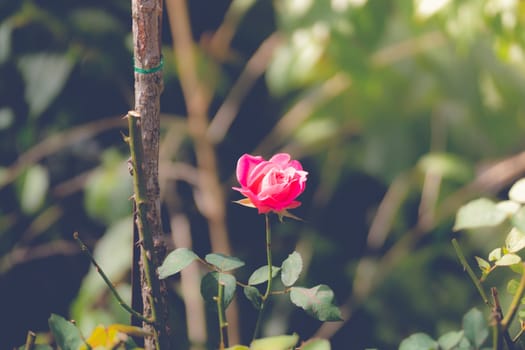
[233,153,308,214]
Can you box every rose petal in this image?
[289,160,304,171]
[236,154,263,187]
[246,161,274,188]
[269,153,291,166]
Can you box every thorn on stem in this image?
[127,157,134,176]
[128,110,141,118]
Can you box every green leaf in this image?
[454,198,507,231]
[69,8,123,35]
[266,28,326,96]
[19,164,49,214]
[243,285,262,310]
[158,248,199,279]
[18,53,74,118]
[250,334,299,350]
[0,107,14,130]
[463,308,488,348]
[300,338,331,350]
[281,251,303,287]
[495,253,521,266]
[488,248,502,262]
[290,285,342,321]
[519,309,525,320]
[399,333,438,350]
[205,253,245,271]
[507,279,519,295]
[475,257,490,272]
[506,228,525,253]
[248,265,281,285]
[48,314,85,350]
[437,331,464,350]
[512,207,525,234]
[509,178,525,203]
[418,152,473,182]
[511,263,524,275]
[84,151,133,224]
[200,272,237,309]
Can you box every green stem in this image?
[493,321,502,350]
[491,287,515,350]
[252,214,272,341]
[127,110,164,349]
[512,327,525,343]
[24,331,36,350]
[451,238,490,305]
[501,263,525,332]
[491,287,514,350]
[74,232,155,325]
[216,282,229,349]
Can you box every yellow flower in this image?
[79,324,150,350]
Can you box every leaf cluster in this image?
[455,178,525,279]
[157,248,342,323]
[400,308,489,350]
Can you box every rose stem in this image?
[253,213,273,341]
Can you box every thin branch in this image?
[371,31,446,67]
[20,205,62,243]
[207,33,282,143]
[51,169,97,198]
[512,327,525,343]
[452,238,490,306]
[502,263,525,332]
[204,0,257,62]
[24,331,36,350]
[159,162,200,187]
[0,239,79,274]
[73,232,155,325]
[0,116,125,190]
[367,175,410,250]
[492,288,502,350]
[255,73,351,155]
[491,288,515,350]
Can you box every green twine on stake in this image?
[134,57,164,74]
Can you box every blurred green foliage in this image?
[2,0,525,349]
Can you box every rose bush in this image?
[233,153,308,214]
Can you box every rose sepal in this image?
[234,198,256,208]
[277,209,304,222]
